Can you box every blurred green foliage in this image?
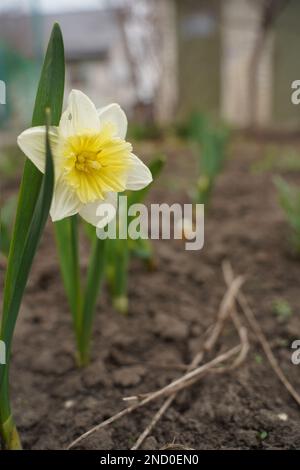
[0,146,22,178]
[106,155,165,314]
[188,112,230,206]
[128,122,163,141]
[272,298,293,322]
[274,176,300,254]
[252,145,300,173]
[0,195,17,257]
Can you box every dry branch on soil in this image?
[67,274,248,450]
[67,344,243,449]
[222,260,300,407]
[130,275,248,449]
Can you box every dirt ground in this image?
[1,137,300,450]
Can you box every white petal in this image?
[50,176,82,221]
[125,153,153,191]
[17,126,58,173]
[97,103,127,139]
[79,192,117,228]
[59,90,99,137]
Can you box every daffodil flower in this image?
[17,90,152,227]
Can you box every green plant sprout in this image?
[0,23,62,450]
[274,176,300,254]
[84,156,165,315]
[188,112,229,206]
[258,430,268,441]
[272,298,293,322]
[106,156,165,314]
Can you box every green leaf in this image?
[2,23,65,317]
[0,23,64,435]
[1,118,54,424]
[0,222,10,257]
[54,216,82,330]
[82,217,96,242]
[1,117,55,357]
[111,237,129,314]
[78,238,107,365]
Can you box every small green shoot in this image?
[272,298,293,322]
[258,430,268,441]
[254,354,263,365]
[106,155,165,314]
[188,112,229,206]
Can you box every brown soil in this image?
[1,138,300,450]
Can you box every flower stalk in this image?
[77,237,108,366]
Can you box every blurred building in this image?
[174,0,300,129]
[0,4,158,129]
[1,0,300,131]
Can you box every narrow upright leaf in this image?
[1,116,55,357]
[2,23,65,317]
[0,120,54,446]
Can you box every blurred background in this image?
[1,0,300,136]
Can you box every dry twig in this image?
[67,273,248,450]
[67,344,241,449]
[222,260,300,407]
[130,275,247,449]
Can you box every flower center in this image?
[75,151,102,172]
[61,124,132,204]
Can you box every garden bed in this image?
[1,138,300,450]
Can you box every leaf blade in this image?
[2,23,65,317]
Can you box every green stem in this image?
[54,215,83,356]
[69,216,83,341]
[77,238,107,367]
[0,365,22,449]
[0,414,22,450]
[112,238,129,315]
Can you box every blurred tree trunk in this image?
[248,0,290,128]
[154,0,178,125]
[115,6,140,105]
[114,0,161,123]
